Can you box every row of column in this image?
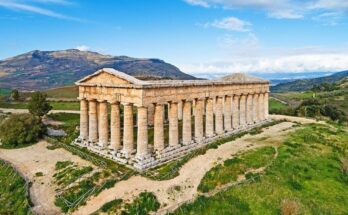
[79,92,268,159]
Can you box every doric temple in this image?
[74,68,270,170]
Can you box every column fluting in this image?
[246,94,253,125]
[205,98,214,137]
[154,104,164,151]
[194,99,204,142]
[136,106,148,158]
[88,99,98,143]
[98,101,109,148]
[110,102,121,150]
[224,96,232,131]
[123,103,134,155]
[182,100,192,145]
[253,94,259,122]
[215,97,224,134]
[232,95,240,129]
[169,102,179,147]
[80,99,88,140]
[239,95,247,126]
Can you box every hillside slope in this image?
[0,49,197,90]
[271,70,348,92]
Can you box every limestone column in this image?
[215,97,224,134]
[240,95,247,126]
[246,94,253,125]
[253,94,259,122]
[123,103,134,155]
[110,102,121,150]
[136,106,148,158]
[194,99,204,142]
[182,100,192,145]
[264,92,269,119]
[169,102,179,147]
[232,95,240,129]
[88,99,98,143]
[178,101,183,120]
[205,98,214,137]
[259,93,265,120]
[224,96,232,131]
[154,104,164,151]
[98,101,109,148]
[79,99,88,140]
[147,104,155,126]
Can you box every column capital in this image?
[122,102,133,106]
[109,100,120,105]
[77,96,87,101]
[97,99,107,103]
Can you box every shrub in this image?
[28,92,52,117]
[0,113,45,147]
[280,199,300,215]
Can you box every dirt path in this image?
[0,108,80,114]
[74,121,298,215]
[269,114,326,124]
[0,141,94,215]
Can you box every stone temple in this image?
[74,68,270,170]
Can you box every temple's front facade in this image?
[74,68,270,170]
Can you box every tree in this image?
[0,114,45,147]
[28,92,52,117]
[11,89,20,101]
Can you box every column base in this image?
[72,119,272,171]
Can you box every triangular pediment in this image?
[217,73,268,83]
[76,68,146,86]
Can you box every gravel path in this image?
[0,141,94,215]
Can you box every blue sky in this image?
[1,0,348,77]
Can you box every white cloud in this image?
[204,17,252,32]
[75,45,90,51]
[180,53,348,75]
[0,0,81,21]
[185,0,210,7]
[184,0,348,21]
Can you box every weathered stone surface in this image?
[75,69,270,171]
[80,99,88,140]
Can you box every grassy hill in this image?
[271,70,348,93]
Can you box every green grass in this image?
[198,146,276,193]
[173,124,348,215]
[0,101,79,110]
[0,88,11,96]
[92,192,160,215]
[269,98,289,112]
[53,164,93,186]
[0,160,32,215]
[44,86,78,99]
[55,161,73,170]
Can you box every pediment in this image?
[76,68,146,86]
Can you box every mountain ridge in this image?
[0,49,197,90]
[271,70,348,92]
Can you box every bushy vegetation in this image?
[198,146,276,193]
[311,82,340,92]
[53,164,93,186]
[295,98,346,122]
[93,192,160,215]
[0,113,45,148]
[28,92,52,117]
[173,124,348,214]
[0,160,32,215]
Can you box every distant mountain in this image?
[0,49,197,90]
[271,70,348,92]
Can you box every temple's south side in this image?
[74,68,270,170]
